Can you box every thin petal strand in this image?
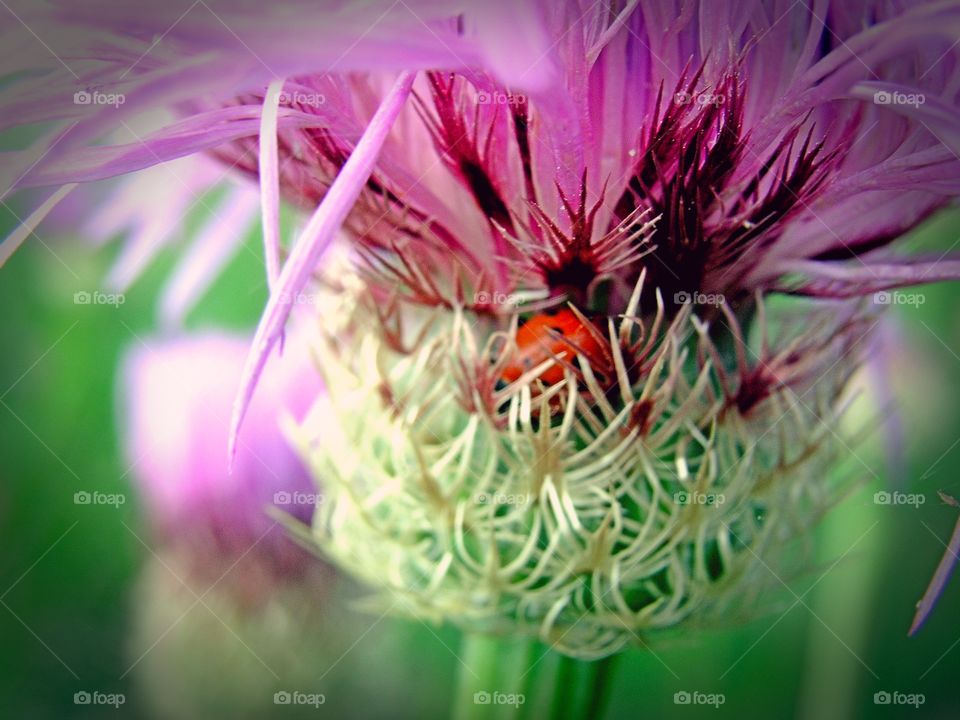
[0,184,77,267]
[228,70,417,463]
[259,79,285,290]
[910,494,960,636]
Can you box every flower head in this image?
[294,260,870,657]
[3,0,960,652]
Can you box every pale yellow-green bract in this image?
[292,269,867,659]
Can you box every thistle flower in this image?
[294,265,874,658]
[3,1,960,657]
[121,331,327,603]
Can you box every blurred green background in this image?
[1,204,959,719]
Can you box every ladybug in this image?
[501,308,607,385]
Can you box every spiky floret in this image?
[291,265,870,659]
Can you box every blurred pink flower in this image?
[120,330,325,595]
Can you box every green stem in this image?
[453,633,532,720]
[453,633,619,720]
[548,655,579,719]
[584,655,618,719]
[548,653,618,720]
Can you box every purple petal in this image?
[775,258,960,297]
[867,319,907,490]
[747,3,960,164]
[850,81,960,158]
[159,187,260,328]
[0,183,76,267]
[101,160,223,291]
[228,70,417,463]
[258,79,285,290]
[910,494,960,635]
[19,106,330,187]
[466,0,558,93]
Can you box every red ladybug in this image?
[501,308,606,385]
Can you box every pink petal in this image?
[228,70,417,464]
[258,79,285,290]
[20,106,329,187]
[910,494,960,635]
[466,0,558,93]
[159,187,260,328]
[776,258,960,297]
[0,183,76,267]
